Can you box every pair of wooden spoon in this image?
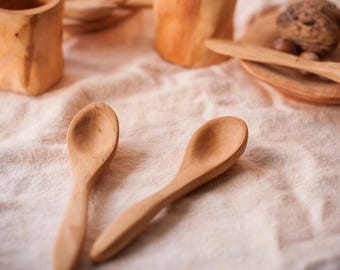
[53,103,248,269]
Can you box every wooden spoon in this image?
[54,103,119,270]
[90,116,248,262]
[205,39,340,84]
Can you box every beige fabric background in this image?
[1,0,340,269]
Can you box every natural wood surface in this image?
[65,1,117,21]
[0,0,44,10]
[0,0,63,95]
[64,0,152,21]
[54,103,119,270]
[90,116,248,262]
[240,9,340,105]
[154,0,237,67]
[63,9,136,37]
[205,39,340,84]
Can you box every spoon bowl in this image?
[176,116,248,190]
[67,103,119,180]
[90,116,248,262]
[54,103,119,270]
[182,117,247,166]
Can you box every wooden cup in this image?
[0,0,63,95]
[154,0,237,67]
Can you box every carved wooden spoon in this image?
[54,103,119,270]
[90,116,248,262]
[205,39,340,83]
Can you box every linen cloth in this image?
[1,0,340,269]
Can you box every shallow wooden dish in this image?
[240,9,340,105]
[63,8,137,37]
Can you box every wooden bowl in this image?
[240,9,340,105]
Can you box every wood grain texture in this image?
[90,116,248,262]
[240,9,340,105]
[54,103,119,270]
[154,0,236,67]
[0,0,63,95]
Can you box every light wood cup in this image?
[0,0,63,95]
[154,0,237,67]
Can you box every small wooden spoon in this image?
[90,116,248,262]
[205,39,340,84]
[54,103,119,270]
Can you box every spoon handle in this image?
[205,39,340,84]
[54,184,89,270]
[90,183,180,262]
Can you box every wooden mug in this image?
[0,0,63,95]
[154,0,237,67]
